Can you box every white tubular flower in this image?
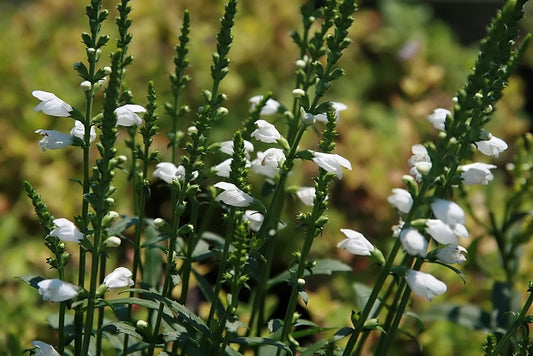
[32,341,61,356]
[32,90,73,117]
[387,188,413,214]
[220,140,254,156]
[104,267,134,288]
[425,219,459,245]
[214,182,254,207]
[215,158,233,178]
[34,129,73,151]
[312,152,352,179]
[460,162,497,185]
[50,218,84,243]
[296,187,316,207]
[251,119,282,143]
[314,102,348,123]
[399,228,428,257]
[476,135,508,157]
[153,162,189,183]
[408,144,432,181]
[249,95,280,115]
[405,269,447,301]
[427,108,451,131]
[114,104,146,126]
[250,148,286,178]
[243,210,264,232]
[70,120,96,143]
[338,229,374,256]
[37,279,79,302]
[431,199,465,226]
[436,245,467,265]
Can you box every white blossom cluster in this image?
[337,106,507,301]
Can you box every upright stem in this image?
[491,283,533,355]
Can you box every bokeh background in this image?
[1,0,532,354]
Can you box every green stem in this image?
[96,255,107,356]
[207,208,237,329]
[179,199,199,305]
[248,126,307,336]
[491,283,533,355]
[80,210,105,355]
[342,238,402,356]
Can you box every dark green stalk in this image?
[249,125,308,336]
[167,10,191,163]
[80,50,121,356]
[374,259,421,355]
[95,255,107,356]
[491,282,533,356]
[122,82,158,356]
[207,207,237,352]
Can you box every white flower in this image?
[34,129,73,151]
[32,341,60,356]
[50,218,84,243]
[408,144,432,181]
[215,158,233,178]
[251,148,286,178]
[436,245,467,265]
[251,119,282,143]
[430,199,465,226]
[296,187,316,206]
[427,108,451,131]
[220,140,254,156]
[399,228,428,257]
[314,102,348,123]
[32,90,73,117]
[249,95,281,115]
[37,279,79,302]
[70,120,96,143]
[425,219,459,245]
[243,210,264,232]
[460,162,497,185]
[387,188,413,214]
[104,267,134,288]
[312,152,352,179]
[114,104,146,126]
[153,162,190,183]
[214,182,254,207]
[405,269,447,301]
[338,229,374,256]
[476,135,508,157]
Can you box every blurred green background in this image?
[1,0,532,354]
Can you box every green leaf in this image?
[106,216,138,236]
[353,282,381,316]
[228,337,293,355]
[17,275,44,289]
[424,303,492,331]
[100,321,143,341]
[300,339,328,356]
[268,258,351,287]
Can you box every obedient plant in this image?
[19,0,533,355]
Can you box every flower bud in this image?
[80,80,92,92]
[297,278,306,286]
[302,112,315,125]
[295,59,306,68]
[187,126,198,135]
[104,236,121,248]
[154,218,166,227]
[292,89,305,98]
[136,320,148,329]
[103,66,112,75]
[217,107,229,116]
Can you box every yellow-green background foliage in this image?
[1,0,531,354]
